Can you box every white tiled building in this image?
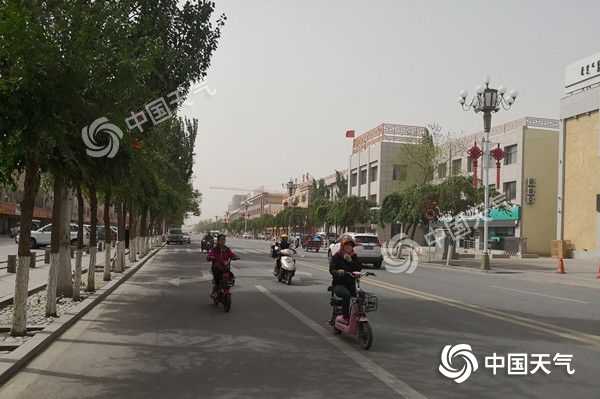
[348,123,428,240]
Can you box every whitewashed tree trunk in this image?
[46,253,59,317]
[121,242,127,269]
[57,186,73,297]
[87,246,96,291]
[73,248,83,300]
[11,256,31,335]
[103,242,112,281]
[129,237,137,263]
[140,237,145,258]
[114,241,123,272]
[117,242,122,270]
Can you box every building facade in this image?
[558,51,600,258]
[439,117,559,255]
[348,123,428,240]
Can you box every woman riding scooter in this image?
[207,234,240,296]
[329,236,362,324]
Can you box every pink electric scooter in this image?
[327,271,378,350]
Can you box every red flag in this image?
[345,130,355,138]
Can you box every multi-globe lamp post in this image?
[459,76,518,270]
[241,200,252,233]
[282,178,298,235]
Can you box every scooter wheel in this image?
[223,293,232,313]
[286,275,292,285]
[333,327,342,335]
[358,322,373,350]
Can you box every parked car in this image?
[96,225,118,241]
[327,232,383,269]
[10,219,42,241]
[17,223,90,249]
[242,232,253,239]
[167,228,185,245]
[182,232,191,244]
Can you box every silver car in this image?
[328,232,383,269]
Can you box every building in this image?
[558,51,600,258]
[348,123,429,240]
[439,117,559,255]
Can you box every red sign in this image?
[0,202,17,215]
[345,130,355,138]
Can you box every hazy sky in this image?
[181,0,600,226]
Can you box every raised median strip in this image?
[0,245,162,386]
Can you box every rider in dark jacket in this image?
[329,236,361,322]
[273,234,291,276]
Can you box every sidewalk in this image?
[0,245,113,306]
[421,249,600,290]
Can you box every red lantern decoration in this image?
[132,138,143,150]
[490,144,506,189]
[467,142,483,188]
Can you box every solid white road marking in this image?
[255,285,428,399]
[489,285,590,304]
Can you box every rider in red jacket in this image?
[207,234,240,292]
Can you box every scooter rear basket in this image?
[362,292,378,312]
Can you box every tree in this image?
[2,0,225,335]
[329,196,376,232]
[309,178,328,203]
[334,170,348,199]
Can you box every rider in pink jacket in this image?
[207,234,239,290]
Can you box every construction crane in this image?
[209,185,264,192]
[209,185,283,194]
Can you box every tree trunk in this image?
[57,185,73,297]
[74,249,83,300]
[129,203,137,263]
[103,188,112,281]
[87,183,98,292]
[73,182,84,300]
[115,201,124,272]
[46,177,64,315]
[140,207,147,257]
[46,252,58,317]
[11,153,40,336]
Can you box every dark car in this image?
[96,226,118,241]
[167,228,185,245]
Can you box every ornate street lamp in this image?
[241,200,252,233]
[459,76,517,270]
[284,178,297,197]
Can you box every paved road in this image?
[0,238,598,398]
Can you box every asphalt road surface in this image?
[0,237,598,398]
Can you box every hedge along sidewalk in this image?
[0,245,163,386]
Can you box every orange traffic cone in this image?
[556,258,566,274]
[596,266,600,279]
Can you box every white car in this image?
[18,223,90,249]
[327,232,383,269]
[242,232,253,239]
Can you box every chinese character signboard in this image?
[565,52,600,94]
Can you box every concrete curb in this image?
[0,246,162,386]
